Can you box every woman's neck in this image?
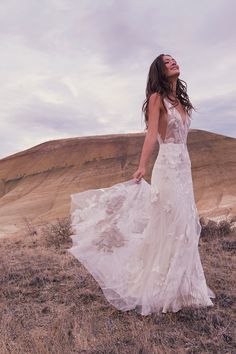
[169,78,177,98]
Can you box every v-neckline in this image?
[164,97,188,126]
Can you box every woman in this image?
[68,54,215,315]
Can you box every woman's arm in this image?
[133,93,161,182]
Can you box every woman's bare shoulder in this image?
[149,92,161,101]
[149,92,164,110]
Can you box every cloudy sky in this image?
[0,0,235,159]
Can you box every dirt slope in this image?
[0,130,235,237]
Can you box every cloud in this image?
[192,90,236,138]
[0,0,235,159]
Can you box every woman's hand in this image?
[132,166,146,183]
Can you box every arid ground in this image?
[0,218,235,354]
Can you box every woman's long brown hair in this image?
[142,54,195,129]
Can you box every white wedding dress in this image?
[68,97,215,315]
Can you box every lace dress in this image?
[67,97,215,315]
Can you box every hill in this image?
[0,130,235,237]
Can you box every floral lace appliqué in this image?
[163,200,173,213]
[92,224,126,253]
[105,195,126,215]
[150,185,160,203]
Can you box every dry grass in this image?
[0,218,235,354]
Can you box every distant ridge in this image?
[0,130,235,237]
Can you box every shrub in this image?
[200,216,235,240]
[41,217,73,248]
[200,219,219,239]
[218,220,232,236]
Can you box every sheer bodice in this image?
[157,98,191,145]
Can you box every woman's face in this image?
[162,55,180,78]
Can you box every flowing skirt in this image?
[68,142,215,315]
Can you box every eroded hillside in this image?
[0,130,235,237]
